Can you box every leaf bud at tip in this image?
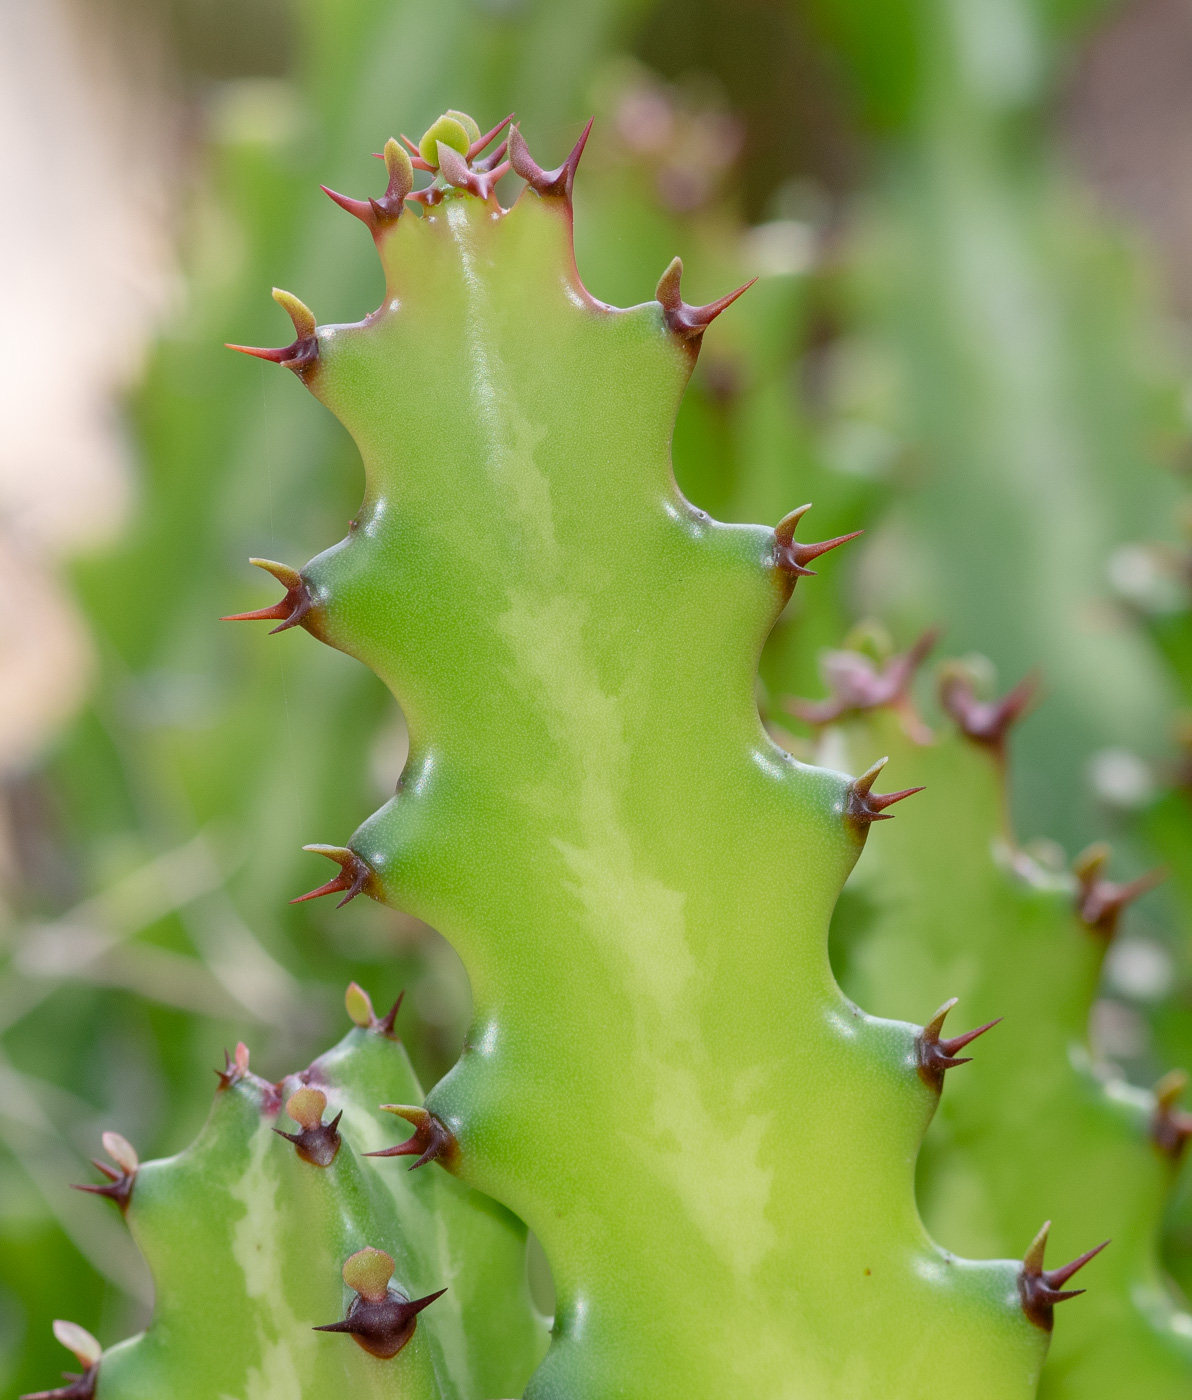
[418,115,470,168]
[52,1321,101,1370]
[346,981,375,1027]
[343,1247,396,1303]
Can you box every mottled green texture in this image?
[276,140,1050,1398]
[824,666,1192,1396]
[94,1013,545,1399]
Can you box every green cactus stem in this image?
[218,108,1108,1398]
[790,631,1192,1395]
[26,987,545,1400]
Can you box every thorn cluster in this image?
[216,1041,252,1090]
[938,665,1037,758]
[1151,1070,1192,1161]
[321,137,414,234]
[345,981,404,1037]
[509,119,592,199]
[222,558,314,633]
[787,628,936,726]
[314,1247,447,1359]
[1072,843,1165,940]
[654,255,756,344]
[274,1087,342,1167]
[293,845,376,908]
[1018,1222,1108,1332]
[73,1131,139,1213]
[845,757,924,834]
[367,1105,458,1171]
[916,998,1001,1093]
[227,288,319,376]
[20,1321,101,1400]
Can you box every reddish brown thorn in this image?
[21,1373,96,1400]
[1019,1222,1108,1331]
[1152,1070,1192,1161]
[72,1131,139,1212]
[226,289,318,376]
[845,757,924,833]
[785,628,938,725]
[509,118,592,199]
[21,1322,101,1399]
[467,112,514,160]
[222,558,313,634]
[366,1106,458,1171]
[320,185,376,227]
[274,1087,341,1167]
[472,139,508,174]
[315,1288,447,1360]
[655,256,756,343]
[293,845,376,908]
[772,503,863,581]
[917,997,1002,1092]
[216,1041,252,1090]
[939,666,1038,756]
[345,982,404,1037]
[1072,843,1166,940]
[399,134,435,169]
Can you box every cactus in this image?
[788,630,1192,1395]
[29,985,546,1399]
[152,107,1118,1398]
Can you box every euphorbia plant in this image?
[27,110,1105,1400]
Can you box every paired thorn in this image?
[1072,843,1165,940]
[939,665,1037,757]
[216,1041,252,1090]
[845,757,924,833]
[786,628,937,725]
[1019,1222,1108,1331]
[655,255,756,344]
[20,1321,101,1400]
[345,982,404,1038]
[321,137,414,234]
[274,1088,342,1167]
[772,503,863,583]
[293,846,376,908]
[509,118,593,200]
[226,288,319,375]
[314,1247,446,1360]
[1152,1070,1192,1161]
[366,1106,458,1171]
[72,1131,138,1213]
[222,558,313,634]
[916,998,1001,1092]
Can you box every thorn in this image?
[916,998,1002,1092]
[73,1131,139,1212]
[939,665,1038,756]
[344,982,403,1037]
[1019,1222,1108,1331]
[772,503,863,580]
[216,1041,252,1090]
[844,757,924,834]
[509,118,592,200]
[786,628,937,724]
[19,1322,101,1400]
[1152,1070,1192,1160]
[323,138,414,233]
[222,558,314,634]
[293,845,375,908]
[366,1105,458,1171]
[1072,843,1165,940]
[467,112,514,160]
[315,1248,445,1359]
[226,288,319,376]
[437,141,483,196]
[654,255,756,343]
[274,1088,342,1167]
[472,139,509,174]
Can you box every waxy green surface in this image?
[276,161,1049,1397]
[832,696,1192,1396]
[95,1018,545,1399]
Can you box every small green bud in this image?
[444,110,481,145]
[418,115,470,169]
[345,980,374,1027]
[53,1319,102,1369]
[382,138,413,199]
[343,1246,395,1303]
